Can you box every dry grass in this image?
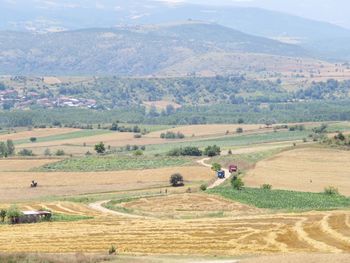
[245,147,350,196]
[147,124,263,138]
[0,158,60,172]
[0,128,78,142]
[1,203,350,256]
[0,166,212,202]
[43,77,62,85]
[118,193,261,219]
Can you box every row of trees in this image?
[167,145,221,157]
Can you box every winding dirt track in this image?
[197,158,230,189]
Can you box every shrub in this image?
[261,184,272,190]
[231,177,244,190]
[236,127,244,133]
[200,184,207,191]
[324,186,339,196]
[134,134,142,139]
[94,142,106,154]
[211,163,221,172]
[7,205,23,224]
[44,148,51,156]
[55,149,65,156]
[228,149,232,155]
[204,145,221,157]
[167,146,202,157]
[18,149,34,156]
[29,137,37,143]
[160,131,185,139]
[109,245,117,255]
[170,173,184,187]
[133,150,143,156]
[0,209,6,222]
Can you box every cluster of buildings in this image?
[0,89,97,110]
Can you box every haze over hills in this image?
[0,22,309,76]
[1,0,350,62]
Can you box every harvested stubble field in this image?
[114,193,262,219]
[0,128,79,142]
[1,202,350,255]
[0,158,60,172]
[0,166,212,202]
[245,147,350,196]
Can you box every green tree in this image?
[170,173,184,187]
[0,209,6,222]
[6,140,15,156]
[7,205,22,224]
[30,137,37,143]
[231,177,244,190]
[211,163,222,172]
[95,142,106,154]
[204,145,221,157]
[0,142,8,157]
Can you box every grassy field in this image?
[245,147,350,196]
[14,129,112,145]
[208,187,350,211]
[145,130,309,155]
[37,156,193,172]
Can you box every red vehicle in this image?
[229,164,238,173]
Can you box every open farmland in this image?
[1,204,350,255]
[109,193,262,219]
[0,166,212,202]
[0,128,79,142]
[244,147,350,196]
[0,158,60,172]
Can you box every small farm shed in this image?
[11,211,52,224]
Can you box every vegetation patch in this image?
[37,156,192,172]
[208,187,350,211]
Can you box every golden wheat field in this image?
[0,166,212,202]
[245,147,350,196]
[1,200,350,255]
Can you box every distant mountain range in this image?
[1,0,350,75]
[0,22,309,76]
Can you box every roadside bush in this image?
[324,186,339,196]
[231,177,244,190]
[261,184,272,190]
[204,145,221,157]
[200,184,207,191]
[18,149,34,156]
[211,163,221,172]
[170,173,184,187]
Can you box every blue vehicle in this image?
[217,170,225,179]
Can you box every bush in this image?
[231,177,244,190]
[204,145,221,157]
[7,205,23,224]
[55,149,65,156]
[109,245,117,255]
[133,150,143,156]
[134,134,142,139]
[167,146,202,156]
[0,209,6,222]
[211,163,221,172]
[170,173,184,187]
[94,142,106,154]
[324,186,339,196]
[261,184,272,190]
[200,184,207,191]
[236,127,244,133]
[18,149,34,156]
[29,137,37,143]
[44,148,51,156]
[160,131,185,139]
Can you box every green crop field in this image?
[208,187,350,211]
[145,130,309,155]
[37,155,193,172]
[14,129,112,145]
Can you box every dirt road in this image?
[197,158,230,189]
